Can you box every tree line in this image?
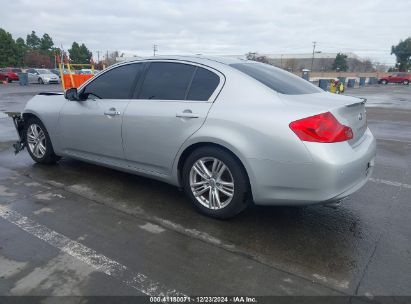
[0,28,93,68]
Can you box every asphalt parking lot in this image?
[0,82,410,297]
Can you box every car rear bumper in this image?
[45,79,60,84]
[248,128,376,205]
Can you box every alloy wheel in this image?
[27,124,47,159]
[189,157,235,210]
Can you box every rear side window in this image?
[187,67,220,101]
[139,62,195,100]
[82,63,143,99]
[230,62,322,95]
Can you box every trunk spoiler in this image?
[346,97,367,108]
[5,112,25,154]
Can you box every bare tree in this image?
[105,50,119,66]
[246,52,270,64]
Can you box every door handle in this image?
[104,108,121,116]
[176,113,199,118]
[176,110,200,119]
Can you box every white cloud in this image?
[1,0,410,64]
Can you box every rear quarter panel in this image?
[172,69,314,185]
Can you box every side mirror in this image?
[64,88,79,101]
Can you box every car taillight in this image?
[289,112,353,143]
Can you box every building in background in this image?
[262,52,370,72]
[223,52,379,72]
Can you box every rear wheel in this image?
[182,146,250,219]
[403,80,410,85]
[5,77,10,83]
[381,79,388,85]
[25,117,60,164]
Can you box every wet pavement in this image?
[0,82,410,296]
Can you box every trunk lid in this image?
[279,92,367,145]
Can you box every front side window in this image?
[82,63,143,99]
[138,62,195,100]
[230,62,323,95]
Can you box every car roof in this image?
[114,55,249,69]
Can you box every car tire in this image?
[182,146,250,219]
[381,80,388,85]
[38,78,44,84]
[6,77,11,83]
[24,117,61,164]
[403,80,410,85]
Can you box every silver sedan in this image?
[15,56,376,218]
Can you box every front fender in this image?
[23,94,67,154]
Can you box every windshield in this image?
[230,62,322,95]
[37,69,50,74]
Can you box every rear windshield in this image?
[230,62,322,95]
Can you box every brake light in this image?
[289,112,353,143]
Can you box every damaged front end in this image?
[5,112,25,154]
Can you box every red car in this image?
[0,67,21,82]
[379,72,411,85]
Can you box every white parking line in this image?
[0,205,185,297]
[370,178,411,189]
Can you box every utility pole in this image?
[310,41,317,71]
[96,51,100,63]
[153,44,158,56]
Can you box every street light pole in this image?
[153,44,158,56]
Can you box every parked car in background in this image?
[379,73,411,85]
[49,69,61,78]
[27,68,60,84]
[0,67,21,82]
[0,71,6,82]
[13,56,376,219]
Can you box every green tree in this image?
[15,37,28,66]
[39,33,54,54]
[26,31,41,50]
[391,38,411,72]
[332,53,348,71]
[0,28,18,67]
[68,42,92,64]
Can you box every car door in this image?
[389,73,399,83]
[27,69,36,83]
[58,63,144,164]
[122,61,223,176]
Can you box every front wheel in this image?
[403,80,410,85]
[381,80,388,85]
[38,78,44,84]
[25,117,60,164]
[182,146,250,219]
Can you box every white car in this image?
[27,68,60,84]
